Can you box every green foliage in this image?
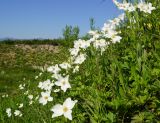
[63,25,80,46]
[0,38,67,46]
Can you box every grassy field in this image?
[0,43,69,95]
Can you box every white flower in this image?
[14,110,22,117]
[137,2,155,14]
[74,53,86,64]
[104,29,118,38]
[29,100,33,105]
[113,0,135,12]
[51,97,77,120]
[59,62,71,70]
[47,64,61,74]
[39,72,42,76]
[28,95,34,105]
[35,95,39,100]
[19,84,25,90]
[111,35,122,43]
[55,75,71,92]
[38,79,54,91]
[39,91,53,105]
[93,39,108,49]
[102,23,114,32]
[69,48,80,57]
[74,39,90,49]
[2,94,8,98]
[18,103,23,108]
[88,30,98,36]
[109,18,121,26]
[147,3,156,13]
[103,28,122,43]
[51,73,61,80]
[28,95,33,100]
[88,30,101,39]
[53,89,60,93]
[128,4,136,12]
[35,76,38,79]
[24,90,29,95]
[73,65,79,73]
[6,108,12,117]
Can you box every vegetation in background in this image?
[89,18,96,30]
[63,25,80,47]
[0,39,66,46]
[0,44,69,95]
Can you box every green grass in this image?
[0,44,69,95]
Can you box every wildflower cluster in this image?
[113,0,155,14]
[4,0,157,122]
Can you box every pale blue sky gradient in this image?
[0,0,121,39]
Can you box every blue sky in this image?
[0,0,121,39]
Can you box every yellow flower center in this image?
[44,96,48,100]
[111,34,116,39]
[62,81,66,85]
[63,107,68,112]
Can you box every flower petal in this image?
[64,110,72,120]
[63,98,77,109]
[51,104,63,117]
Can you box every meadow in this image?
[0,42,69,94]
[0,0,160,123]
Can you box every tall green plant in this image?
[63,25,80,46]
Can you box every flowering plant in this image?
[1,0,160,122]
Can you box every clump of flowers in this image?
[5,0,156,122]
[113,0,156,14]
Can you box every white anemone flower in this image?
[88,30,98,36]
[74,53,86,65]
[111,35,122,43]
[59,62,71,70]
[28,95,33,100]
[38,79,54,91]
[93,39,108,49]
[51,73,61,80]
[69,48,80,57]
[51,97,77,120]
[137,2,155,14]
[55,75,71,92]
[128,4,136,12]
[24,90,29,95]
[53,89,60,93]
[47,64,61,74]
[18,103,23,108]
[2,94,8,98]
[74,39,90,49]
[6,108,12,117]
[39,91,53,105]
[19,84,25,90]
[14,110,22,117]
[73,65,79,73]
